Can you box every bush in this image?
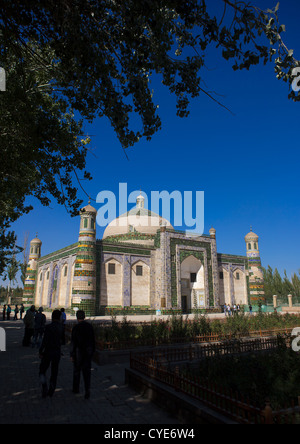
[186,345,300,409]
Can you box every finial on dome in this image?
[136,190,145,209]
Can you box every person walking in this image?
[33,307,46,348]
[70,310,95,400]
[20,304,25,320]
[6,305,11,320]
[39,310,63,398]
[13,305,19,320]
[227,304,231,316]
[22,305,36,346]
[249,304,253,316]
[2,304,6,321]
[60,308,67,345]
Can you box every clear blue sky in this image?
[7,1,300,286]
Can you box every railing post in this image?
[174,365,180,392]
[262,400,274,424]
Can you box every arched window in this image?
[136,265,143,276]
[108,263,116,275]
[64,265,68,277]
[84,218,88,228]
[254,242,257,250]
[248,243,251,250]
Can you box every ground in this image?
[0,319,180,425]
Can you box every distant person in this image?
[249,304,253,316]
[2,304,6,321]
[39,310,62,398]
[13,305,19,320]
[33,307,46,348]
[6,305,11,320]
[70,310,95,400]
[20,304,25,320]
[223,304,227,316]
[22,305,36,346]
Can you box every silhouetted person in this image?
[20,304,25,320]
[33,307,46,348]
[13,305,19,320]
[2,305,6,321]
[70,310,95,399]
[60,308,67,345]
[22,305,36,346]
[39,310,62,398]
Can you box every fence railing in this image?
[65,326,295,351]
[130,336,300,424]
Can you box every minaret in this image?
[71,199,97,316]
[209,227,220,307]
[23,234,42,306]
[245,227,265,305]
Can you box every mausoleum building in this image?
[23,195,265,315]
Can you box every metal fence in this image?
[130,336,300,424]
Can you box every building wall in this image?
[218,263,248,306]
[28,230,254,312]
[100,252,152,308]
[100,257,123,306]
[131,260,150,306]
[34,246,77,309]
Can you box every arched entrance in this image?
[180,255,205,312]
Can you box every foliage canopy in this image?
[0,0,299,274]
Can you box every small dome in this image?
[30,234,42,244]
[81,204,97,214]
[245,228,259,242]
[81,198,97,214]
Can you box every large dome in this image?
[103,193,173,239]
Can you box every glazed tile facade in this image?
[23,202,265,315]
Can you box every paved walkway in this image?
[0,320,180,424]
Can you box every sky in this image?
[6,0,300,286]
